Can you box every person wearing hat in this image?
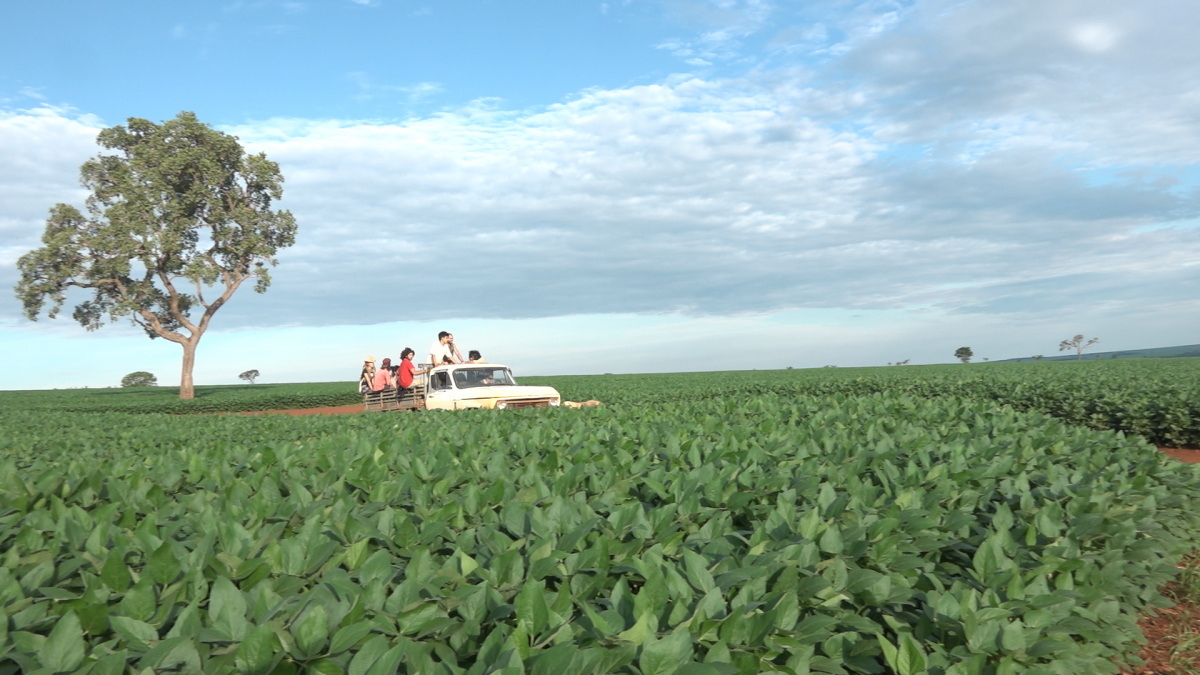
[372,357,394,391]
[359,356,377,393]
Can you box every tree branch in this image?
[156,267,198,334]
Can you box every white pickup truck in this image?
[363,363,561,412]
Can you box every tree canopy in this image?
[954,347,973,363]
[1060,334,1099,360]
[120,371,157,387]
[15,111,297,399]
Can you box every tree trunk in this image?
[180,338,198,400]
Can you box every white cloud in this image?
[2,0,1197,349]
[1070,23,1120,52]
[838,0,1200,166]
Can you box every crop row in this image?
[538,359,1200,447]
[2,391,1199,674]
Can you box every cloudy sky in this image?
[2,0,1198,389]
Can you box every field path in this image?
[1161,448,1200,464]
[228,404,365,416]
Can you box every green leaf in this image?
[818,525,843,555]
[116,577,157,622]
[640,629,694,675]
[1001,620,1026,652]
[348,635,390,675]
[682,550,716,593]
[101,553,131,592]
[166,601,202,640]
[209,576,249,641]
[148,542,183,584]
[293,605,329,658]
[109,615,159,649]
[366,643,406,675]
[616,613,656,644]
[329,620,375,654]
[309,659,348,675]
[517,579,549,637]
[877,633,899,673]
[345,540,370,571]
[89,650,130,675]
[235,624,278,675]
[793,614,838,645]
[896,634,926,675]
[531,643,579,675]
[40,611,86,673]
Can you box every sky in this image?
[2,0,1198,389]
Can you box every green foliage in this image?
[2,387,1200,674]
[955,347,973,363]
[119,371,157,388]
[532,358,1200,447]
[239,369,261,385]
[0,381,358,415]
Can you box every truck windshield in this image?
[453,367,516,388]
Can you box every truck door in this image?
[426,371,454,410]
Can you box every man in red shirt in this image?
[398,348,426,390]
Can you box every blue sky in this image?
[2,0,1198,389]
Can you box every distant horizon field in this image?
[5,341,1199,395]
[2,358,1198,448]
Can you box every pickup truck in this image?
[363,363,561,412]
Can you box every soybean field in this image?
[1,359,1199,674]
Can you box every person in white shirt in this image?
[429,331,454,366]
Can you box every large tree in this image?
[1059,334,1099,360]
[15,112,297,399]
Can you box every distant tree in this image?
[14,112,297,401]
[954,347,973,363]
[982,357,989,362]
[121,371,157,387]
[1059,334,1099,360]
[239,369,260,384]
[1031,355,1043,361]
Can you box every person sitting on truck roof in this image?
[468,350,488,364]
[360,356,376,393]
[429,332,454,367]
[398,348,426,391]
[446,333,466,363]
[371,357,393,391]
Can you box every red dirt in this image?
[1161,447,1200,464]
[1129,600,1200,674]
[1126,556,1200,675]
[227,404,365,416]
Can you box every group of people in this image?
[359,331,488,394]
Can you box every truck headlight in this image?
[495,401,508,409]
[550,399,560,407]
